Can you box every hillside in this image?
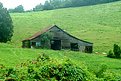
[11,1,121,52]
[0,1,121,77]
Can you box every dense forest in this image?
[33,0,120,11]
[8,0,120,12]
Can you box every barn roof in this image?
[22,25,53,41]
[22,25,93,44]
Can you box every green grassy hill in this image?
[0,1,121,75]
[11,1,121,52]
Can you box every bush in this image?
[102,70,121,81]
[93,64,121,81]
[107,50,114,58]
[0,54,96,80]
[0,54,121,80]
[95,64,107,78]
[107,44,121,58]
[113,44,121,58]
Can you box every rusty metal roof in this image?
[22,25,55,41]
[22,25,93,44]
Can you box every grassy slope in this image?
[11,1,121,52]
[0,1,121,74]
[1,47,121,73]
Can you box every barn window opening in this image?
[85,46,93,53]
[31,42,36,46]
[71,43,79,51]
[51,39,61,50]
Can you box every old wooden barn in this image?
[22,25,93,53]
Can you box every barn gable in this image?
[22,25,93,53]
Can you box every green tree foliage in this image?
[8,5,24,13]
[107,44,121,58]
[113,44,121,58]
[0,54,95,80]
[0,54,121,80]
[107,50,114,58]
[32,0,120,11]
[62,0,72,8]
[33,3,43,11]
[0,2,13,43]
[50,0,63,9]
[70,0,82,7]
[40,32,52,48]
[43,0,53,10]
[14,5,24,13]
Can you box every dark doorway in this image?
[71,43,79,51]
[22,40,31,48]
[31,42,36,47]
[85,46,93,53]
[51,40,61,50]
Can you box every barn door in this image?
[71,43,79,51]
[51,40,61,50]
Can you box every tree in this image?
[14,5,24,13]
[113,44,121,58]
[8,8,15,13]
[70,0,82,7]
[0,2,13,43]
[8,5,24,13]
[14,5,24,12]
[32,0,120,12]
[33,3,43,11]
[43,0,53,10]
[49,0,63,9]
[62,0,72,8]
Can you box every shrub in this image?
[93,64,121,80]
[113,44,121,58]
[107,50,114,58]
[0,54,121,80]
[102,70,121,81]
[107,44,121,58]
[94,64,107,78]
[0,54,96,80]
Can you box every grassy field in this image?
[0,1,121,75]
[1,47,121,74]
[11,1,121,52]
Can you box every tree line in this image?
[8,0,120,13]
[8,5,24,13]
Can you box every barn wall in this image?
[50,27,71,49]
[30,33,51,48]
[49,26,93,52]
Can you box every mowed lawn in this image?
[0,1,121,74]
